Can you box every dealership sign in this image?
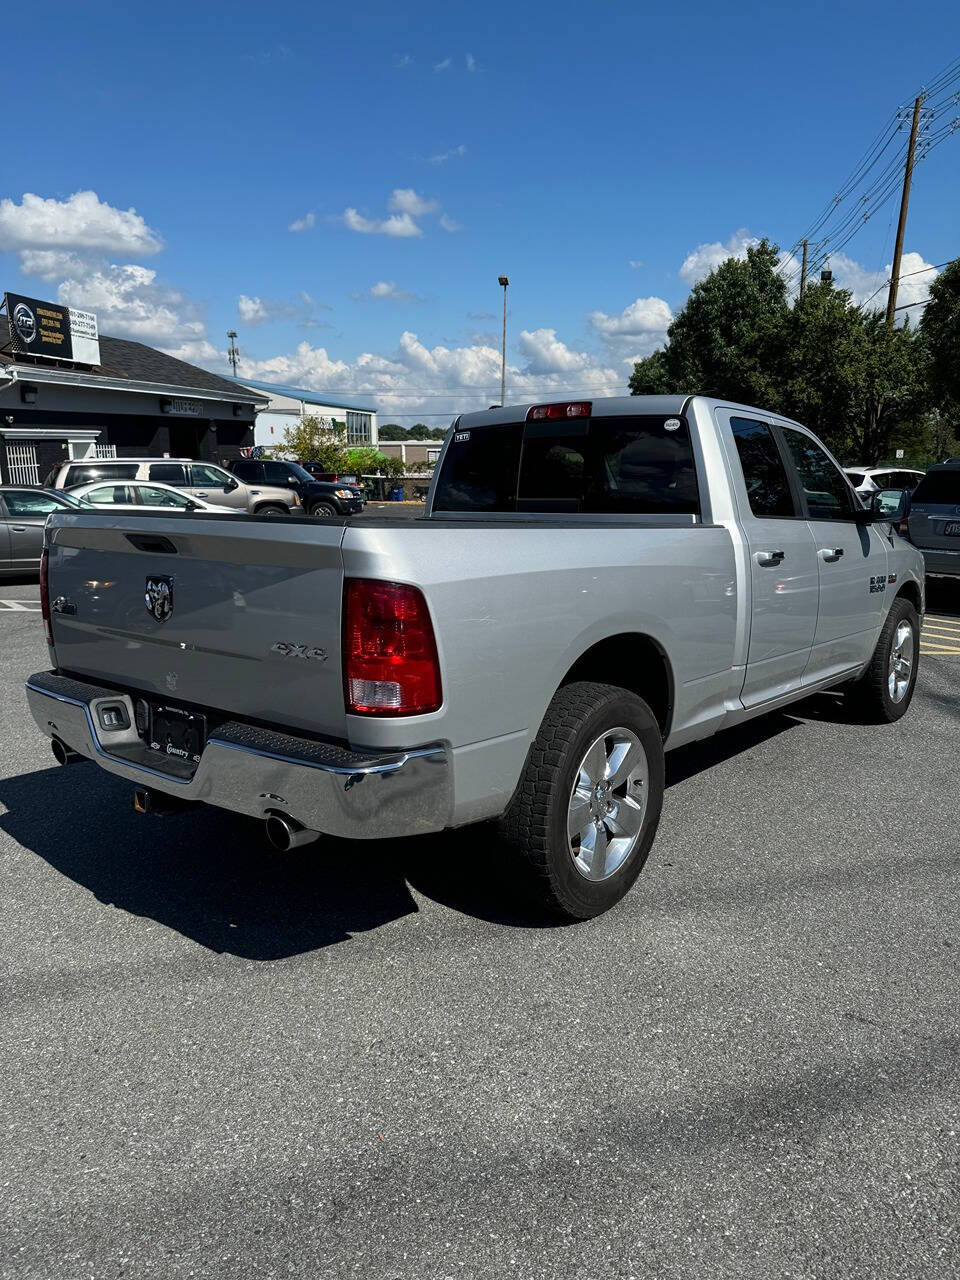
[3,292,101,365]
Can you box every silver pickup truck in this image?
[27,396,924,919]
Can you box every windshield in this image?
[911,471,960,504]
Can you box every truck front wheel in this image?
[845,595,920,723]
[499,681,664,920]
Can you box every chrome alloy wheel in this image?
[567,727,649,882]
[888,619,915,703]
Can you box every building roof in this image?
[233,376,377,414]
[0,316,262,403]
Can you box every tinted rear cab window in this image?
[433,415,699,515]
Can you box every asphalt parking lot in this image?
[1,579,958,1279]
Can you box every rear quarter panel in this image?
[341,521,738,762]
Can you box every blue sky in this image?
[2,1,958,420]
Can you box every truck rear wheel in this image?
[845,595,919,723]
[499,681,664,920]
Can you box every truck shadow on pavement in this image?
[2,710,801,960]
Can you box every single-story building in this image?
[377,440,444,467]
[234,378,378,451]
[0,298,262,485]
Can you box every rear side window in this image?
[432,424,523,511]
[230,461,261,481]
[66,463,138,486]
[1,491,75,516]
[85,485,135,504]
[845,471,866,487]
[432,416,699,515]
[262,462,295,484]
[912,471,960,504]
[148,463,187,484]
[731,418,796,518]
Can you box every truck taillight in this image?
[343,579,442,716]
[40,548,53,645]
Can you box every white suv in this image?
[43,458,300,516]
[844,466,925,504]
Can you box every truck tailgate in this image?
[45,513,348,738]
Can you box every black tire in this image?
[310,502,338,518]
[255,504,287,518]
[845,595,919,723]
[498,681,665,920]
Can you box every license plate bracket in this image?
[148,704,207,765]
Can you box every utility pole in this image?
[799,239,809,298]
[498,275,509,406]
[227,330,240,377]
[886,95,924,328]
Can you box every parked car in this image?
[844,466,925,504]
[67,480,240,514]
[905,461,960,579]
[295,463,366,503]
[227,459,363,517]
[0,487,89,575]
[44,458,300,516]
[28,396,923,920]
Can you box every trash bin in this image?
[389,486,404,501]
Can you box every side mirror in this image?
[225,479,239,491]
[871,488,909,523]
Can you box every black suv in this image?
[228,459,363,517]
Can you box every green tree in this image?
[345,447,386,474]
[630,240,789,407]
[920,258,960,409]
[277,416,349,471]
[377,423,408,440]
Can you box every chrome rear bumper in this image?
[26,671,450,840]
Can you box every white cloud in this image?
[428,144,466,165]
[628,259,644,269]
[395,53,413,67]
[389,188,438,217]
[288,211,315,232]
[433,57,452,72]
[342,207,422,238]
[364,281,419,301]
[238,295,269,323]
[679,228,759,285]
[589,296,673,337]
[517,328,593,374]
[829,250,938,315]
[340,188,456,237]
[16,249,89,282]
[466,53,476,72]
[0,190,162,255]
[236,291,325,325]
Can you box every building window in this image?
[427,448,441,464]
[345,411,372,445]
[6,442,41,485]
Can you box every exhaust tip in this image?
[51,738,80,766]
[265,812,319,851]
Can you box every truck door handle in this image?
[11,525,28,532]
[195,491,208,498]
[819,547,844,562]
[755,549,785,566]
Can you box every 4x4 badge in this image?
[145,576,174,622]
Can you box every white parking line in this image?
[0,601,40,611]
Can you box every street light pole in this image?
[498,276,509,406]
